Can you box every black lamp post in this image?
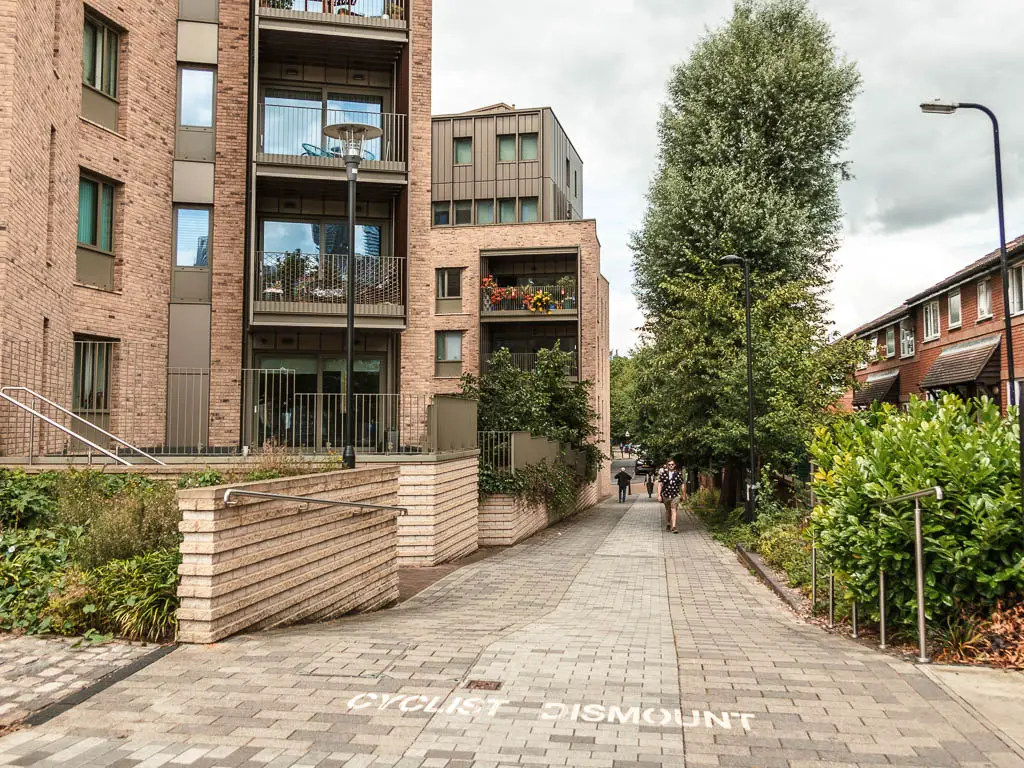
[920,99,1024,504]
[323,121,383,469]
[722,254,757,520]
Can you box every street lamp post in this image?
[920,99,1024,504]
[722,254,757,520]
[323,122,384,469]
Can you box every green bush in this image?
[0,527,81,633]
[177,469,225,489]
[94,549,180,641]
[519,460,580,523]
[810,396,1024,628]
[0,469,59,529]
[479,468,526,496]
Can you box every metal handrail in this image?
[0,389,132,466]
[0,386,167,466]
[223,488,407,516]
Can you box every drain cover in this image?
[464,680,502,691]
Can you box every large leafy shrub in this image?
[95,549,180,641]
[0,469,59,529]
[810,396,1024,628]
[0,527,81,633]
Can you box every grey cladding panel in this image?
[169,303,212,369]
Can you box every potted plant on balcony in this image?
[383,2,404,19]
[556,275,577,310]
[524,290,554,314]
[482,275,505,310]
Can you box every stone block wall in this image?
[478,494,547,547]
[176,467,401,644]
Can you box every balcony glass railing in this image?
[255,251,405,316]
[258,104,407,166]
[480,282,578,314]
[259,0,406,23]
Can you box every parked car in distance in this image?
[634,454,655,475]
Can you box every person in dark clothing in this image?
[645,472,655,498]
[658,459,684,533]
[615,468,633,503]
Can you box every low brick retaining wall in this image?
[176,467,401,644]
[479,494,547,547]
[395,455,479,566]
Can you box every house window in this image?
[454,137,472,165]
[77,174,115,252]
[900,318,915,358]
[868,336,878,362]
[498,198,515,223]
[476,200,494,225]
[520,197,538,223]
[83,15,118,98]
[520,133,538,161]
[948,290,962,329]
[432,202,450,226]
[497,134,515,162]
[437,268,461,299]
[885,328,896,358]
[978,279,993,319]
[72,337,112,414]
[179,68,215,128]
[174,207,211,267]
[924,300,940,341]
[454,200,472,225]
[1009,265,1024,315]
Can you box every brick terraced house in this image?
[847,234,1024,409]
[0,0,611,498]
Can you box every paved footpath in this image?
[1,498,1022,767]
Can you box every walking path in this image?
[0,498,1022,767]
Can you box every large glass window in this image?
[948,290,962,329]
[83,16,118,98]
[433,202,450,226]
[498,134,515,162]
[73,338,112,413]
[262,88,321,155]
[476,200,494,225]
[520,197,538,223]
[454,137,472,165]
[437,268,462,298]
[77,174,115,252]
[175,207,211,267]
[978,279,993,319]
[498,198,515,224]
[436,331,463,362]
[900,318,915,358]
[454,200,472,225]
[520,133,538,161]
[326,92,383,160]
[885,328,896,357]
[179,68,215,128]
[1010,266,1024,315]
[924,300,940,340]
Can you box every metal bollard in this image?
[828,569,835,628]
[914,499,929,663]
[811,543,817,613]
[851,601,858,639]
[879,569,887,650]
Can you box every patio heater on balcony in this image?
[323,121,384,469]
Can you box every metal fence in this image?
[480,283,578,314]
[485,351,579,378]
[259,0,405,21]
[478,431,513,473]
[254,252,405,316]
[258,104,407,165]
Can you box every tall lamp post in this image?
[721,254,757,520]
[920,99,1024,502]
[323,122,384,469]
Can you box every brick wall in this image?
[479,493,547,547]
[177,466,401,644]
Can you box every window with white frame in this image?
[948,290,962,329]
[869,335,879,360]
[1009,265,1024,315]
[885,328,895,358]
[924,300,940,341]
[900,317,915,357]
[978,279,993,319]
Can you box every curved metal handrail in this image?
[223,488,407,516]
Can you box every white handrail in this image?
[0,386,167,466]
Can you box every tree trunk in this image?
[720,462,739,511]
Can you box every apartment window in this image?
[83,15,118,98]
[1009,265,1024,315]
[432,202,450,226]
[520,197,538,223]
[179,68,215,127]
[454,137,472,165]
[948,290,962,329]
[72,337,112,414]
[520,133,538,161]
[923,300,940,341]
[498,198,515,224]
[453,200,472,226]
[497,134,515,162]
[885,328,896,358]
[435,331,463,377]
[900,318,915,358]
[437,268,462,299]
[77,174,114,252]
[174,207,211,267]
[978,279,993,319]
[476,200,494,225]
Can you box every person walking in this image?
[614,467,633,503]
[658,459,684,533]
[645,471,655,498]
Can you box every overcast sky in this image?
[432,0,1024,354]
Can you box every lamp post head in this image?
[920,99,959,115]
[323,122,384,178]
[720,254,744,267]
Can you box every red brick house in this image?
[849,234,1024,410]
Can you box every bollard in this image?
[879,569,887,650]
[851,601,858,639]
[811,544,817,613]
[828,569,835,628]
[914,499,929,663]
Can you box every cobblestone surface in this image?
[0,635,154,727]
[0,498,1022,766]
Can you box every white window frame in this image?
[1009,265,1024,316]
[923,300,940,341]
[947,290,962,330]
[900,318,915,358]
[885,328,896,358]
[869,335,879,360]
[978,279,993,320]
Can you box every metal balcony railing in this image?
[485,351,579,377]
[480,283,578,314]
[259,0,406,23]
[258,104,407,166]
[255,252,405,317]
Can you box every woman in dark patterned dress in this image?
[657,459,684,533]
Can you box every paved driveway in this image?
[1,498,1021,767]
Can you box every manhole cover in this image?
[464,680,502,691]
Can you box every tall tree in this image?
[632,0,864,478]
[609,354,638,443]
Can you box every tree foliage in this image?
[631,0,864,472]
[610,354,639,442]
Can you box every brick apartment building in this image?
[848,234,1024,409]
[0,0,611,470]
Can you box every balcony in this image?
[257,104,407,176]
[258,0,407,32]
[253,251,405,328]
[480,278,578,320]
[483,350,579,379]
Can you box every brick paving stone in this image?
[0,498,1022,766]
